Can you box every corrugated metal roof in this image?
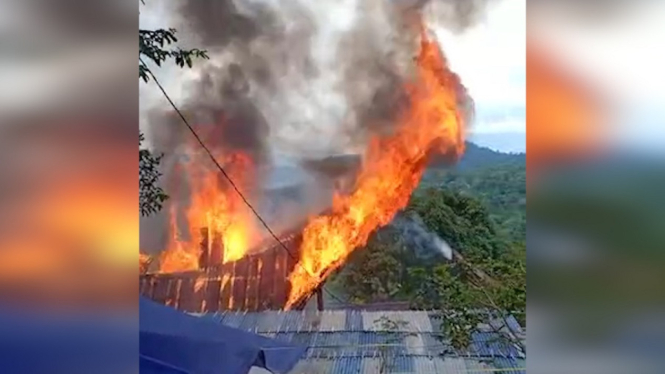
[204,310,526,374]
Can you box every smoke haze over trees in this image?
[331,147,526,352]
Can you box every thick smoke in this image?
[409,0,497,33]
[151,0,487,158]
[335,0,417,144]
[140,0,489,253]
[145,0,489,160]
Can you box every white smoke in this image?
[391,212,453,260]
[431,232,454,260]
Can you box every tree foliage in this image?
[408,242,526,354]
[408,265,484,349]
[139,28,209,83]
[436,163,526,241]
[138,2,209,216]
[372,316,415,374]
[422,142,526,241]
[335,187,526,354]
[409,188,504,261]
[452,142,525,172]
[139,133,168,216]
[340,233,405,304]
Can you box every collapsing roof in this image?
[198,309,526,374]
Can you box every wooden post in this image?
[316,285,324,311]
[199,227,210,270]
[200,227,225,270]
[259,248,276,310]
[200,227,224,269]
[213,231,224,265]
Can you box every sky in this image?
[449,0,665,155]
[434,0,526,153]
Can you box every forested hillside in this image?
[446,141,525,171]
[326,142,527,352]
[422,142,526,240]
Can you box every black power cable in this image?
[140,58,350,307]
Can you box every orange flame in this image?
[158,205,199,272]
[158,149,258,273]
[285,26,466,308]
[139,252,151,273]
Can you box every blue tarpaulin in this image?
[140,297,306,374]
[141,355,192,374]
[0,298,305,374]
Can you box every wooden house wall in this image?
[139,233,308,312]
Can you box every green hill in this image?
[456,142,526,171]
[420,142,526,241]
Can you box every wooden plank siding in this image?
[140,232,311,312]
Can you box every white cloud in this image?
[432,0,526,138]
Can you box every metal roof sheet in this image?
[204,309,525,374]
[345,310,364,331]
[412,356,438,373]
[255,310,285,333]
[332,356,363,374]
[437,358,468,374]
[320,310,348,332]
[289,358,335,374]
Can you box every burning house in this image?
[140,154,362,313]
[141,4,471,316]
[140,231,310,313]
[141,209,322,313]
[301,154,362,195]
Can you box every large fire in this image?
[158,150,257,273]
[285,25,466,308]
[148,23,467,311]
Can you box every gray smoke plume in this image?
[390,212,453,260]
[151,0,486,158]
[407,0,497,34]
[140,0,488,253]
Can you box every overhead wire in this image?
[140,58,520,323]
[140,57,351,306]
